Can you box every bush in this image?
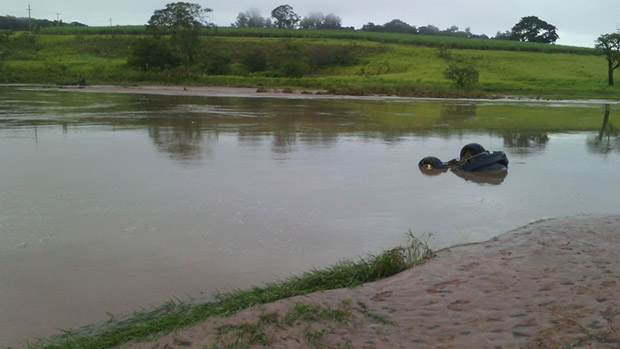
[444,56,479,88]
[307,45,355,67]
[280,60,307,78]
[202,53,231,75]
[242,48,268,73]
[127,38,180,71]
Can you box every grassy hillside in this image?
[1,28,618,100]
[39,26,597,55]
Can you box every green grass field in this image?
[1,27,618,100]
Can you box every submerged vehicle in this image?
[419,143,509,184]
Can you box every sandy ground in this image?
[119,214,620,348]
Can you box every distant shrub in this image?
[444,56,479,88]
[127,38,180,71]
[280,60,307,78]
[242,48,268,72]
[202,53,232,75]
[307,45,355,67]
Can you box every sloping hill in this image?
[1,28,617,99]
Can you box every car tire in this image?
[460,143,486,159]
[418,156,447,169]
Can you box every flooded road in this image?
[1,87,619,346]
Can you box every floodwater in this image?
[1,86,619,347]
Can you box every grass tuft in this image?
[356,301,396,325]
[34,233,433,348]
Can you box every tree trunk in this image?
[598,104,610,141]
[609,60,615,86]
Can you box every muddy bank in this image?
[121,215,620,348]
[48,85,620,104]
[57,85,334,99]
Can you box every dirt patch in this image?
[120,215,620,348]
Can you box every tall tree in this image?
[300,12,341,30]
[271,4,300,29]
[234,8,268,28]
[148,2,211,63]
[322,13,342,29]
[300,12,324,29]
[510,16,559,44]
[234,12,250,28]
[595,33,620,86]
[494,30,512,40]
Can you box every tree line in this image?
[0,15,86,32]
[2,4,560,44]
[233,5,560,44]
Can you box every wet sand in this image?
[121,214,620,348]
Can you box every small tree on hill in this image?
[595,32,620,86]
[148,2,211,63]
[383,19,417,34]
[510,16,559,44]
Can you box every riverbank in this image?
[119,215,620,348]
[2,32,619,101]
[58,85,332,99]
[38,84,620,104]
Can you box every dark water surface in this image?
[1,87,619,346]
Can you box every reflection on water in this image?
[147,117,212,162]
[503,132,549,155]
[1,86,620,347]
[3,87,618,160]
[587,104,620,154]
[440,102,478,120]
[453,170,508,185]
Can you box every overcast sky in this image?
[4,0,620,47]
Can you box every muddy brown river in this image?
[1,86,619,347]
